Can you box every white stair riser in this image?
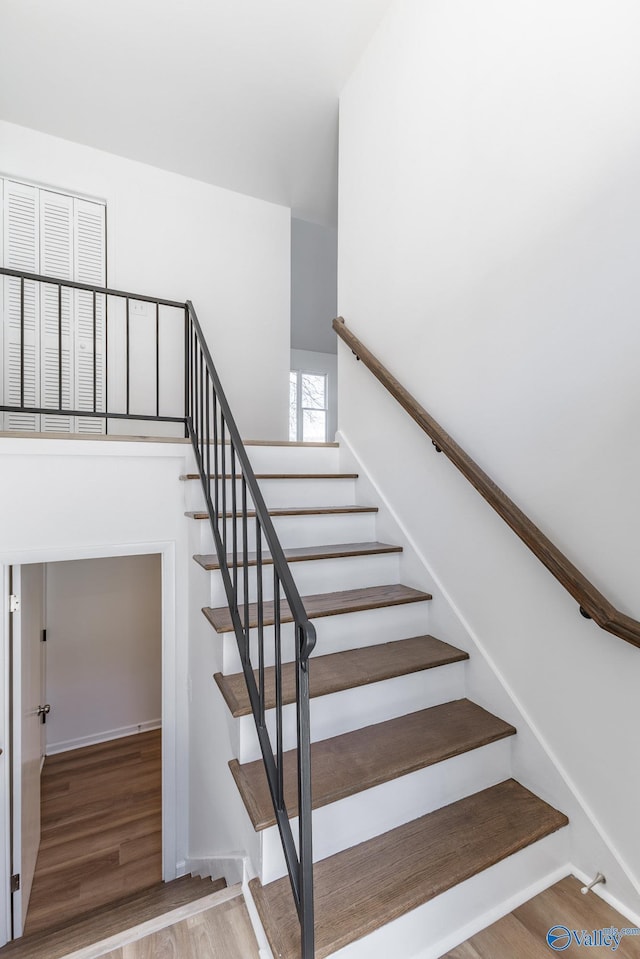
[184,477,359,512]
[220,602,432,674]
[259,739,513,884]
[234,663,466,763]
[197,510,378,552]
[208,553,402,606]
[246,446,340,473]
[326,830,570,959]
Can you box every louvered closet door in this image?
[2,181,40,431]
[73,199,106,433]
[40,191,74,432]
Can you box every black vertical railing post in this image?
[58,283,63,410]
[242,476,249,658]
[205,370,211,499]
[125,297,130,415]
[221,418,227,555]
[256,519,265,728]
[105,293,109,432]
[297,622,315,959]
[274,570,283,809]
[92,290,97,413]
[183,306,189,437]
[231,446,238,608]
[155,301,160,419]
[213,392,219,521]
[20,276,25,408]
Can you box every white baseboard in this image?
[45,719,162,755]
[185,855,245,887]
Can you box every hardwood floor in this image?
[97,889,260,959]
[441,875,640,958]
[24,730,162,936]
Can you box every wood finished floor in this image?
[24,730,162,937]
[441,875,640,958]
[98,892,260,959]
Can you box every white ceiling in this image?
[0,0,393,227]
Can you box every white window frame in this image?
[289,369,328,443]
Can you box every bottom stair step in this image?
[0,875,226,959]
[249,779,568,959]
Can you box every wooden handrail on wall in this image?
[333,316,640,650]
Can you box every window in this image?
[0,178,106,433]
[289,370,327,442]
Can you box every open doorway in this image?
[9,554,162,939]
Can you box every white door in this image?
[10,565,45,938]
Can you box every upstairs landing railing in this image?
[334,315,640,651]
[0,266,316,958]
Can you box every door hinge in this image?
[11,874,20,893]
[9,595,20,613]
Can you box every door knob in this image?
[37,704,51,724]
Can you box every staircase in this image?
[184,441,569,959]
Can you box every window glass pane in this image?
[301,373,326,410]
[302,408,326,442]
[289,371,298,441]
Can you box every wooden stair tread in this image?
[203,583,432,633]
[0,875,226,959]
[180,473,358,480]
[194,540,403,571]
[250,780,569,959]
[230,699,516,830]
[185,505,378,519]
[215,635,468,717]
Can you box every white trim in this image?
[1,538,181,944]
[0,569,10,947]
[337,428,640,902]
[45,720,162,756]
[185,855,245,887]
[423,863,572,959]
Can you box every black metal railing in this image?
[0,266,317,955]
[0,266,187,432]
[185,300,316,958]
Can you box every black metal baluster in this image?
[297,624,315,959]
[257,520,265,728]
[205,369,211,506]
[242,476,249,661]
[125,297,130,415]
[20,277,25,408]
[221,417,227,554]
[155,301,160,418]
[92,291,97,413]
[231,446,238,609]
[198,349,204,474]
[213,392,219,521]
[58,284,63,410]
[183,307,189,437]
[105,294,109,432]
[274,570,283,810]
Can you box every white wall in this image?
[291,348,338,442]
[44,554,161,753]
[0,120,291,439]
[0,436,192,903]
[339,0,640,907]
[291,217,337,354]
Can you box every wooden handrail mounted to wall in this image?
[333,316,640,650]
